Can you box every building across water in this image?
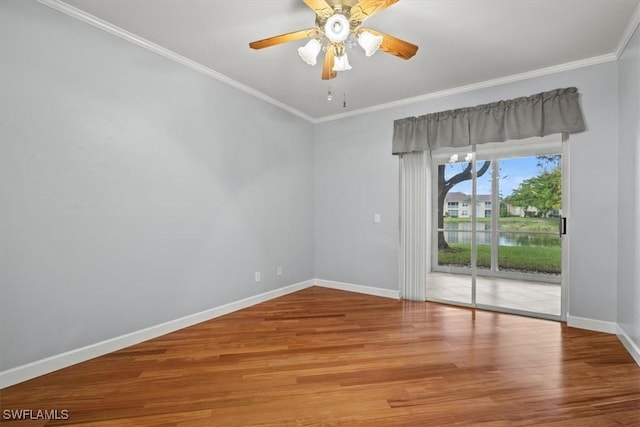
[444,192,492,218]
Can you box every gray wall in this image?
[2,0,636,374]
[314,62,620,323]
[617,26,640,350]
[0,0,314,371]
[313,111,400,288]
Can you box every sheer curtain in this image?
[393,87,585,301]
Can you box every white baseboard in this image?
[617,325,640,366]
[314,279,400,300]
[0,280,314,389]
[565,316,640,366]
[566,315,618,334]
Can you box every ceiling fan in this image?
[249,0,419,80]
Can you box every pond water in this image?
[443,222,560,247]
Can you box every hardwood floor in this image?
[2,286,639,426]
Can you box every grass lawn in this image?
[438,243,561,274]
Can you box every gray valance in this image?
[392,87,585,155]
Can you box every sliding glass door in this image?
[428,135,566,320]
[429,152,475,305]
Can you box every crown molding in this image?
[37,0,635,125]
[313,53,616,123]
[36,0,314,123]
[613,2,640,59]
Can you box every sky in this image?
[445,156,549,198]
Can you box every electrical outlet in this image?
[254,272,261,282]
[277,267,283,276]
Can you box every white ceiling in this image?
[55,0,640,121]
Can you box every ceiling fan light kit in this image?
[249,0,418,80]
[298,39,323,65]
[332,53,352,71]
[358,30,383,57]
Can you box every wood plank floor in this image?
[2,286,639,426]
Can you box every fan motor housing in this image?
[315,0,361,30]
[328,0,359,7]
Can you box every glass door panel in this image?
[476,153,562,317]
[428,152,473,305]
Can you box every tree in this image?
[499,199,510,217]
[505,164,561,217]
[437,161,491,250]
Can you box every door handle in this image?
[559,217,567,236]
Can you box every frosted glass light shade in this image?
[358,31,383,57]
[332,53,352,71]
[297,39,322,66]
[325,14,350,43]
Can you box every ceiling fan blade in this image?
[249,28,319,50]
[361,28,418,59]
[322,47,337,80]
[350,0,399,22]
[303,0,335,18]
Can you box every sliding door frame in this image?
[427,134,569,321]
